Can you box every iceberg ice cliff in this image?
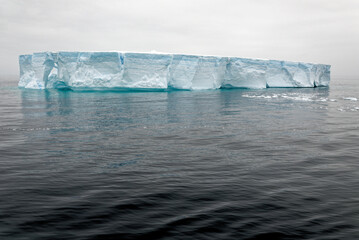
[19,52,331,90]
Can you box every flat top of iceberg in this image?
[19,51,330,66]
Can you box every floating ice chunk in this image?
[282,94,313,101]
[242,93,332,102]
[343,97,357,101]
[18,52,331,90]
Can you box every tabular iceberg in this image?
[19,52,331,90]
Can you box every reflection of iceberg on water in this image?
[19,52,330,90]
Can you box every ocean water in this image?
[0,78,358,240]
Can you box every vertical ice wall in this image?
[223,58,267,89]
[19,52,331,90]
[57,52,124,89]
[19,52,56,89]
[169,55,227,90]
[122,53,172,89]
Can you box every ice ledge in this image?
[19,52,330,90]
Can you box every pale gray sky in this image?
[1,0,358,79]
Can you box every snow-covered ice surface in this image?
[19,52,331,90]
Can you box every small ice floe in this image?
[242,93,332,103]
[343,97,357,101]
[243,93,317,101]
[282,95,313,102]
[242,94,272,99]
[337,106,359,112]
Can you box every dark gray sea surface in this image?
[0,78,358,240]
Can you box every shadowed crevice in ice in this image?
[19,52,331,90]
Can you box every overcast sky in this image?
[1,0,358,79]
